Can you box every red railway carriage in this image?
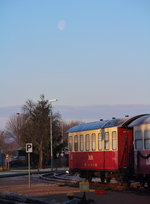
[129,115,150,185]
[67,116,140,182]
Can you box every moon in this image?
[57,20,66,31]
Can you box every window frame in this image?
[104,132,109,150]
[98,132,102,150]
[74,135,78,152]
[80,135,84,151]
[144,130,150,150]
[112,131,117,150]
[134,130,143,150]
[68,136,73,152]
[85,134,90,151]
[91,133,96,151]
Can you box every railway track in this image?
[3,169,148,193]
[39,172,81,185]
[39,172,150,193]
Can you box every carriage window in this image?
[80,135,84,151]
[135,130,143,150]
[98,132,102,150]
[104,132,109,150]
[112,131,117,150]
[91,133,96,151]
[144,130,150,150]
[74,135,78,152]
[68,136,73,152]
[85,134,90,151]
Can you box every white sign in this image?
[26,143,33,153]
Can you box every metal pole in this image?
[16,113,20,144]
[50,110,53,171]
[61,120,63,143]
[49,99,57,172]
[28,153,31,188]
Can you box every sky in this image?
[0,0,150,128]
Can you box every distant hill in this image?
[0,104,150,129]
[59,104,150,122]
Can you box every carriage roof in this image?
[66,114,149,133]
[66,120,107,133]
[129,114,150,127]
[66,117,131,133]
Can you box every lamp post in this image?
[16,113,20,145]
[61,120,64,143]
[49,99,58,171]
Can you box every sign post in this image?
[79,179,89,203]
[26,143,33,188]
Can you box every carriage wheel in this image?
[100,172,105,183]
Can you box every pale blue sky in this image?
[0,0,150,108]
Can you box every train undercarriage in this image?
[69,168,150,187]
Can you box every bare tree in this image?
[6,113,27,145]
[0,130,17,154]
[0,131,5,152]
[5,95,84,168]
[63,120,84,148]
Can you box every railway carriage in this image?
[67,114,150,184]
[67,116,137,182]
[129,115,150,185]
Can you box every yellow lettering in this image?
[88,155,93,160]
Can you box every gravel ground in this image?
[0,175,150,204]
